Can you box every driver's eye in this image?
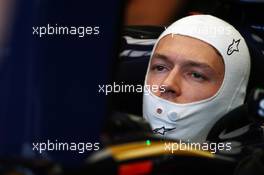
[191,72,203,79]
[151,64,168,72]
[155,65,166,71]
[188,71,207,82]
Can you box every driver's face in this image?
[147,35,225,104]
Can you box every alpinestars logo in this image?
[227,39,240,55]
[153,126,176,135]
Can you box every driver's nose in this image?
[158,68,181,102]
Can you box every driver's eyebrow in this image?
[182,60,214,72]
[151,53,174,65]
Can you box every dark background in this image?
[0,0,123,165]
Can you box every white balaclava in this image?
[143,15,251,142]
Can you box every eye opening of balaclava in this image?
[143,15,251,142]
[146,33,226,105]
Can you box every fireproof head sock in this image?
[143,15,251,142]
